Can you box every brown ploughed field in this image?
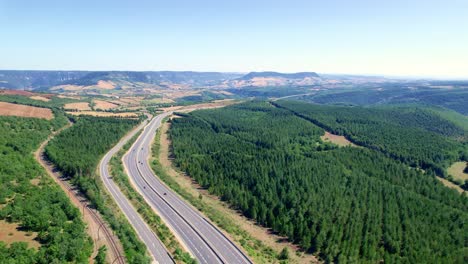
[30,95,50,102]
[0,102,53,120]
[64,102,91,111]
[93,100,118,110]
[66,111,137,118]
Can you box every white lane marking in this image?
[99,117,173,263]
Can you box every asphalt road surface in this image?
[123,112,252,264]
[99,117,174,264]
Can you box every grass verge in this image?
[82,172,150,263]
[109,130,196,264]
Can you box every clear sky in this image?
[1,0,467,78]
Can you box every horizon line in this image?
[0,68,467,81]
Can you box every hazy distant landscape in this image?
[1,68,466,262]
[2,70,467,114]
[1,1,467,263]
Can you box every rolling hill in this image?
[0,70,322,92]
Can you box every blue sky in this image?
[1,0,467,78]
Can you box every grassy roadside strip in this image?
[150,118,281,264]
[83,171,150,263]
[109,130,196,264]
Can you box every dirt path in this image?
[436,177,466,194]
[35,123,125,264]
[159,120,320,264]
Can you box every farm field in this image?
[0,90,36,96]
[0,102,53,119]
[116,97,143,105]
[29,95,50,102]
[64,102,91,110]
[66,111,138,118]
[93,100,119,110]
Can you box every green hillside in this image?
[169,101,468,263]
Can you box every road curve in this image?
[123,112,252,264]
[99,117,174,264]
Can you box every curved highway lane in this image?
[123,112,252,264]
[99,117,174,264]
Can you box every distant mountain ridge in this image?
[0,70,321,91]
[225,71,321,88]
[239,71,319,80]
[0,70,243,90]
[0,70,89,90]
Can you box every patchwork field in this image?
[96,80,116,89]
[50,84,85,91]
[64,102,91,110]
[66,111,138,118]
[0,102,53,119]
[93,100,118,110]
[57,95,81,100]
[0,220,40,249]
[0,90,36,96]
[141,98,175,104]
[30,95,50,102]
[0,90,54,100]
[117,97,143,105]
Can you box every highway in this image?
[123,112,252,264]
[99,117,174,264]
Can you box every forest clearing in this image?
[0,220,40,249]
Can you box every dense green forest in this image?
[0,115,92,263]
[45,116,138,176]
[176,91,234,104]
[296,87,468,115]
[228,86,315,99]
[275,101,467,177]
[169,101,468,263]
[44,115,151,263]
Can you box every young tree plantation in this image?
[169,101,468,263]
